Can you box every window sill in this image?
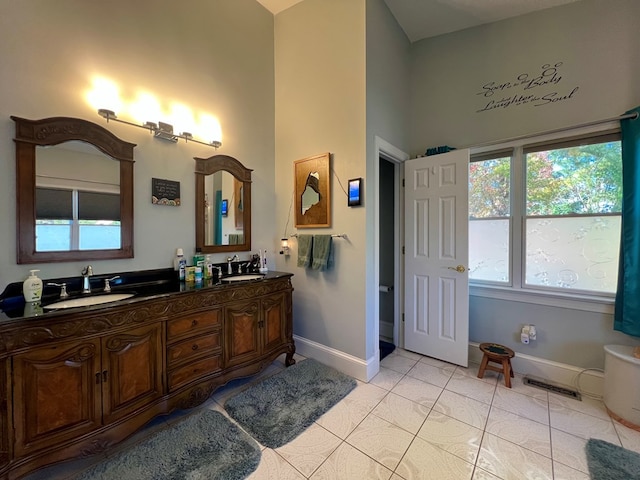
[469,284,614,314]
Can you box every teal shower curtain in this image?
[615,107,640,336]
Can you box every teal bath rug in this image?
[586,438,640,480]
[225,358,357,448]
[74,409,261,480]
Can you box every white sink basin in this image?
[44,293,135,310]
[221,274,265,283]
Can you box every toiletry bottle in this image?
[259,249,268,273]
[23,270,43,303]
[193,254,205,269]
[185,266,196,283]
[204,255,213,279]
[174,248,187,281]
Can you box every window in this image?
[469,152,511,284]
[469,133,622,298]
[35,187,121,251]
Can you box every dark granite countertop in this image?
[0,268,293,323]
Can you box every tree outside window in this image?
[469,135,622,296]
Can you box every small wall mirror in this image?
[195,154,252,253]
[13,116,135,264]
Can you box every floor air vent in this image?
[523,376,581,400]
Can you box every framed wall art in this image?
[294,152,331,228]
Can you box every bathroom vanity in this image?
[7,114,283,479]
[0,270,294,479]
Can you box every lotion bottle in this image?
[23,270,43,304]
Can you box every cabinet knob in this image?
[191,320,198,327]
[192,344,198,351]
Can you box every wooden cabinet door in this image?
[101,323,164,424]
[224,299,260,368]
[0,359,9,468]
[13,338,102,457]
[261,291,288,354]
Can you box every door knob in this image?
[447,265,466,273]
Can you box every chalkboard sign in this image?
[152,178,181,206]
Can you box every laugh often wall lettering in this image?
[475,62,579,113]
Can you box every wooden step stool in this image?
[477,343,515,388]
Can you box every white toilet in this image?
[604,344,640,430]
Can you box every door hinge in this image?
[402,246,405,255]
[402,313,405,323]
[402,178,405,187]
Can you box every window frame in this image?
[468,122,621,314]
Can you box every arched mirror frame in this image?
[195,154,252,254]
[13,116,135,264]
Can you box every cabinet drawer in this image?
[167,333,221,367]
[167,309,221,341]
[168,355,221,392]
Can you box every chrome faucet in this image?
[226,255,239,274]
[81,265,93,293]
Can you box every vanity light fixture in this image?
[98,109,222,149]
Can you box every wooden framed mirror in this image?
[294,152,331,228]
[13,116,135,264]
[195,154,252,254]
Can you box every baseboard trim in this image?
[469,342,603,398]
[379,321,394,340]
[293,335,376,382]
[293,336,603,397]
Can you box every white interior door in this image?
[404,149,469,367]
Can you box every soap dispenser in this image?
[204,255,213,279]
[23,270,43,304]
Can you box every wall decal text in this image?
[475,62,579,113]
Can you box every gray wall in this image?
[0,0,276,291]
[365,0,411,359]
[409,0,640,153]
[409,0,640,368]
[366,0,411,152]
[274,0,368,359]
[4,0,638,372]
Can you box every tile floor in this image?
[25,348,640,479]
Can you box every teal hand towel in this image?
[312,235,332,270]
[297,235,313,267]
